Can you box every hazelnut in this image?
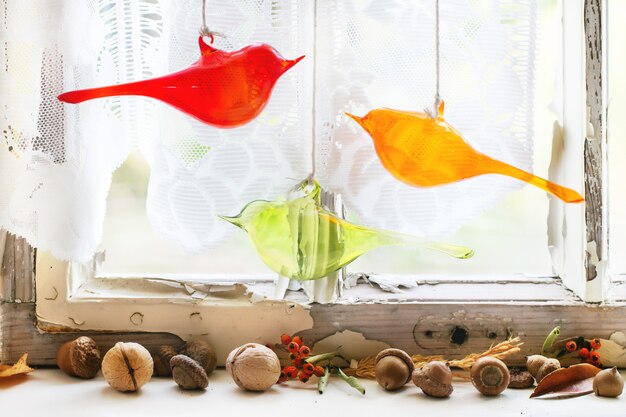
[183,340,217,376]
[56,336,101,379]
[508,367,534,389]
[171,354,209,390]
[470,357,510,396]
[374,348,415,391]
[152,345,178,377]
[102,342,153,392]
[412,361,453,398]
[526,354,548,378]
[593,367,624,398]
[535,358,561,383]
[226,343,281,392]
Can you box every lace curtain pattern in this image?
[1,0,536,268]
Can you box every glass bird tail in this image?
[342,221,474,262]
[483,157,584,203]
[58,78,158,104]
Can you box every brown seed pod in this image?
[374,348,415,391]
[56,336,101,379]
[171,354,209,390]
[226,343,281,392]
[593,367,624,398]
[152,345,178,377]
[535,358,561,384]
[508,367,534,389]
[182,340,217,376]
[470,357,510,396]
[412,361,453,398]
[102,342,153,392]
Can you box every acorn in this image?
[470,357,510,396]
[56,336,101,379]
[374,348,415,391]
[412,361,453,398]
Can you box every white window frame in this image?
[3,0,623,367]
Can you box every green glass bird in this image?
[220,194,474,281]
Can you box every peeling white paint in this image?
[36,252,315,365]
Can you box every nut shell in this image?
[171,354,209,390]
[593,367,624,398]
[153,345,178,377]
[526,355,548,378]
[226,343,281,392]
[183,340,217,376]
[102,342,153,392]
[470,357,510,396]
[374,348,415,390]
[535,358,560,383]
[56,336,101,379]
[508,367,534,389]
[412,361,453,398]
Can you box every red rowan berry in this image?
[313,366,325,377]
[293,358,303,367]
[590,338,602,350]
[288,341,300,354]
[281,334,292,345]
[299,372,310,383]
[303,362,315,374]
[299,345,311,358]
[284,365,298,379]
[589,351,601,365]
[579,347,590,359]
[292,336,303,346]
[565,341,577,352]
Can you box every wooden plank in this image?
[301,302,626,366]
[0,231,35,303]
[5,295,626,367]
[583,0,606,284]
[0,303,183,365]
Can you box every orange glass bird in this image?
[58,37,304,128]
[346,102,583,203]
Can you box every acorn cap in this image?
[375,348,415,384]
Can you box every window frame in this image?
[2,0,623,367]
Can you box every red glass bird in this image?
[58,37,305,128]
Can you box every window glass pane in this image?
[99,0,560,278]
[97,0,312,276]
[316,0,558,275]
[608,0,626,276]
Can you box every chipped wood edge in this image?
[583,0,607,293]
[0,230,35,303]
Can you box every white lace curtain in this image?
[0,0,536,265]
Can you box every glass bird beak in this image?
[282,55,305,72]
[218,215,244,229]
[345,112,371,133]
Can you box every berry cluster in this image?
[277,334,325,383]
[564,337,602,366]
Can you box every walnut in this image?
[226,343,281,392]
[101,342,153,392]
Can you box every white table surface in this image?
[1,368,624,417]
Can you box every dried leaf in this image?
[530,363,600,398]
[0,353,34,378]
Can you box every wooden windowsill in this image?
[3,368,622,416]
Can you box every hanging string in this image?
[307,0,318,185]
[425,0,441,119]
[199,0,224,43]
